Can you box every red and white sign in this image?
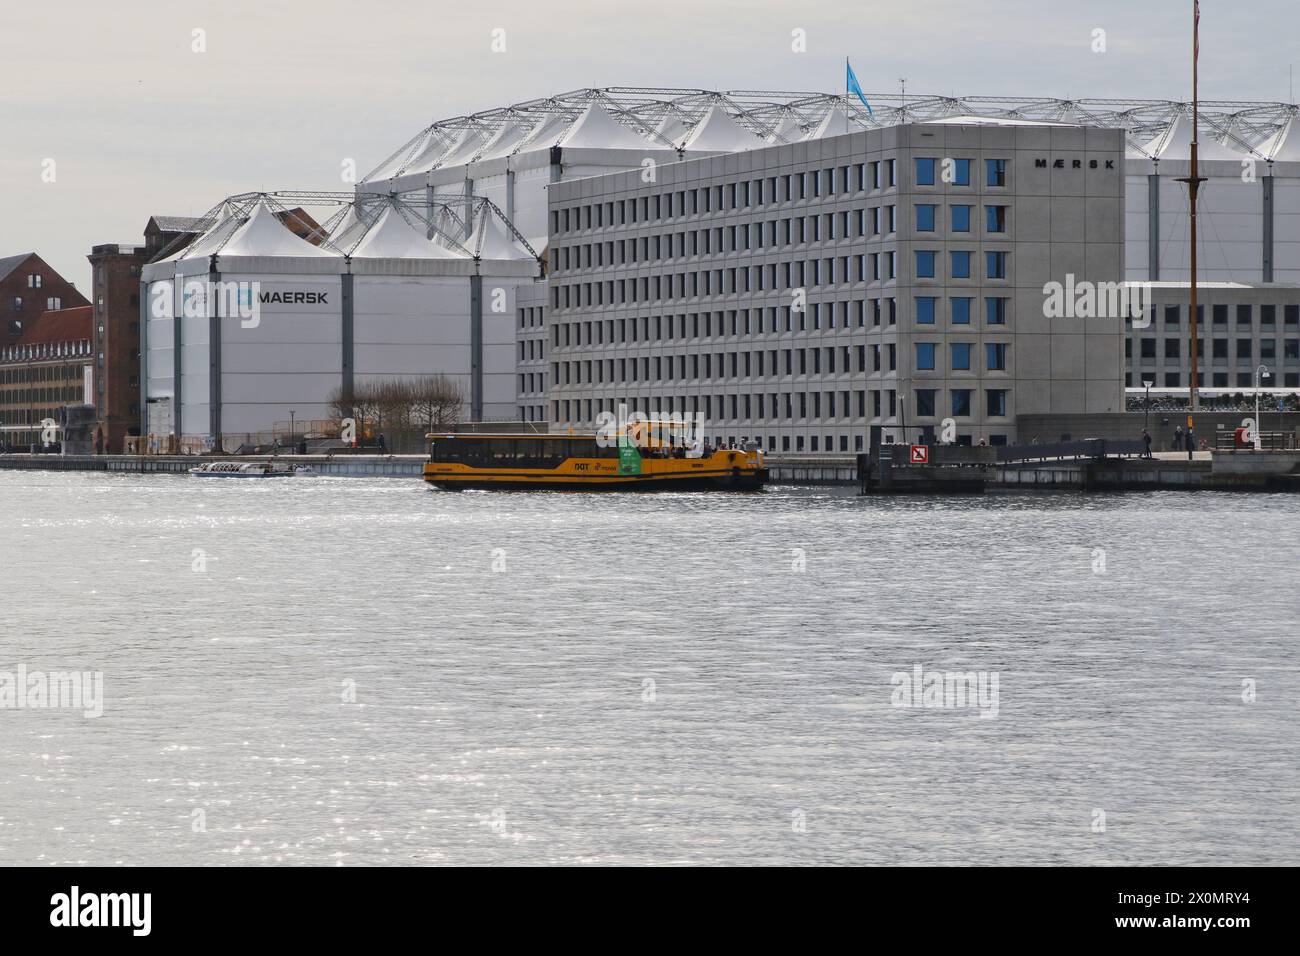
[909,444,929,464]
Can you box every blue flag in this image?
[846,59,874,119]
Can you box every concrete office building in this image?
[541,121,1125,450]
[361,89,1300,420]
[1127,283,1300,390]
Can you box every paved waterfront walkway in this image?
[1151,451,1213,461]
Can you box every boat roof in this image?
[427,432,596,439]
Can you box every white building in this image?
[358,89,1300,283]
[140,193,538,449]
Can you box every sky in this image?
[2,0,1297,290]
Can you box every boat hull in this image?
[425,468,768,492]
[189,471,302,478]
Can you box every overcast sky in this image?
[2,0,1296,290]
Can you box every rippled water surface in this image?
[1,470,1297,865]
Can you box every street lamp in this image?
[1254,365,1270,451]
[1142,378,1154,437]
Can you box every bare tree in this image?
[408,375,466,435]
[327,375,466,452]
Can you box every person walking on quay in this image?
[1141,429,1153,459]
[94,428,104,456]
[1173,424,1183,453]
[1185,427,1196,460]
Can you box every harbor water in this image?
[1,470,1297,865]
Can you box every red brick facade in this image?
[0,252,90,347]
[87,245,148,450]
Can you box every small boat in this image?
[189,461,314,478]
[422,433,767,491]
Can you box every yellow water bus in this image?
[422,433,768,491]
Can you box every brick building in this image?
[0,305,93,451]
[0,252,90,347]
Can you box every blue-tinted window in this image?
[951,343,971,370]
[951,297,972,324]
[951,205,972,232]
[986,205,1007,232]
[916,343,936,370]
[915,158,936,185]
[950,251,971,278]
[986,297,1007,324]
[915,389,937,417]
[986,251,1008,279]
[986,389,1007,416]
[916,296,937,324]
[916,251,937,278]
[952,159,971,185]
[986,343,1007,370]
[951,389,972,416]
[986,159,1007,186]
[916,204,936,231]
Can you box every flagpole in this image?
[1177,0,1205,441]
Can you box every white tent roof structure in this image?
[681,104,766,152]
[434,129,488,169]
[1138,113,1246,160]
[768,112,803,143]
[1261,116,1300,161]
[327,203,375,252]
[514,113,580,155]
[809,104,851,139]
[465,207,532,260]
[349,205,465,259]
[220,202,337,257]
[652,115,690,148]
[476,122,530,162]
[157,212,242,263]
[362,88,1300,183]
[559,104,649,149]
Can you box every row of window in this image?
[1126,371,1300,388]
[552,162,903,234]
[1129,338,1300,360]
[550,248,1009,311]
[917,296,1009,324]
[917,204,1008,233]
[915,343,1008,371]
[0,368,85,387]
[1132,303,1300,327]
[517,306,545,329]
[549,297,1014,351]
[916,250,1009,279]
[551,158,1012,236]
[549,340,1009,386]
[915,158,1009,188]
[548,386,1008,426]
[553,207,901,273]
[9,296,64,312]
[518,372,547,395]
[0,341,91,364]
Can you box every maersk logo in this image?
[1034,157,1116,169]
[259,291,328,304]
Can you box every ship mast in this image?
[1177,0,1206,437]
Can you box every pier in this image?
[858,441,1300,493]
